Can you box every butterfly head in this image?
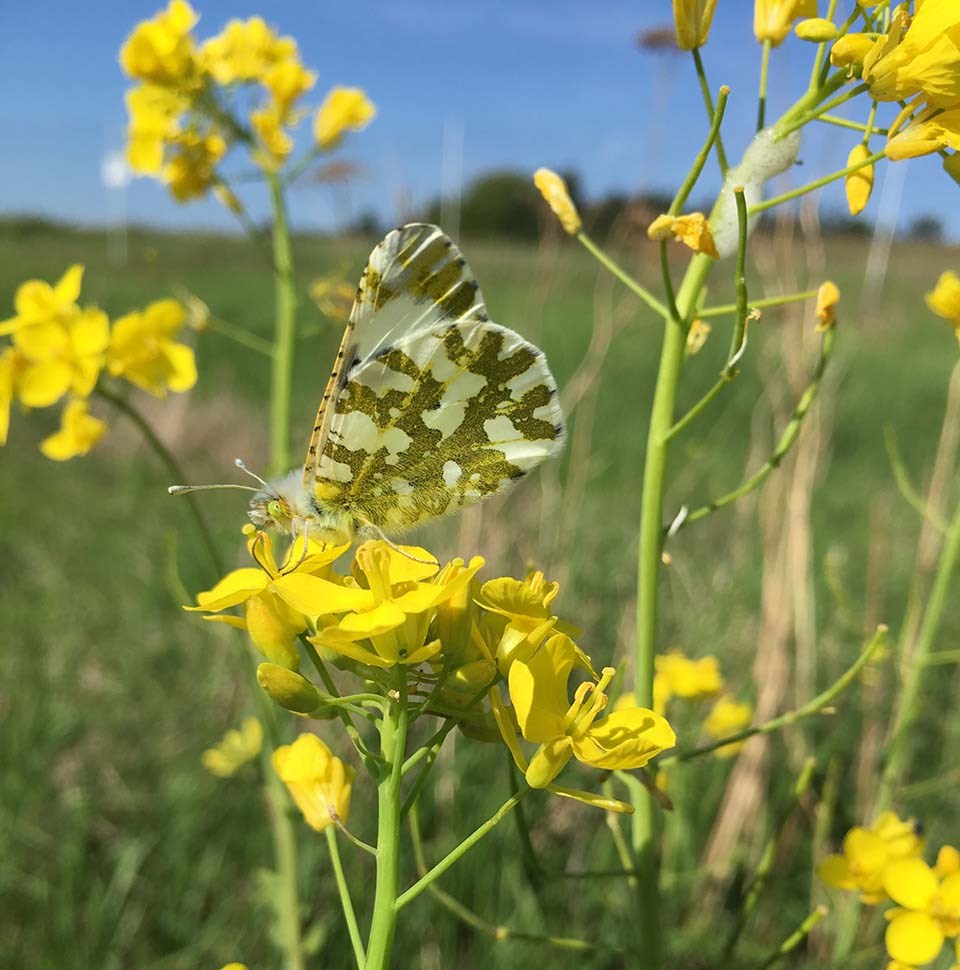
[247,468,302,533]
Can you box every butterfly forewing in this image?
[305,224,564,534]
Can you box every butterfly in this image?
[172,224,565,547]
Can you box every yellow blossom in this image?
[263,58,316,119]
[862,0,960,108]
[533,168,582,235]
[818,811,924,903]
[40,398,107,461]
[309,541,484,668]
[201,717,263,777]
[273,732,354,832]
[794,17,837,42]
[14,307,110,408]
[816,280,840,331]
[647,212,719,258]
[220,964,248,970]
[251,107,294,170]
[886,103,960,161]
[314,87,377,150]
[845,144,874,216]
[0,264,84,336]
[500,633,676,789]
[119,0,201,89]
[200,16,297,84]
[107,298,198,396]
[925,271,960,339]
[754,0,818,47]
[125,84,187,175]
[654,649,724,711]
[187,526,352,669]
[163,130,227,202]
[884,856,960,967]
[704,695,753,757]
[309,275,356,321]
[672,0,717,50]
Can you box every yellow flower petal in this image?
[818,853,856,890]
[884,857,939,911]
[885,911,943,966]
[273,732,354,832]
[845,144,874,216]
[525,736,574,788]
[187,567,269,612]
[509,633,578,744]
[573,707,676,770]
[18,360,73,408]
[39,398,107,460]
[314,87,376,150]
[815,280,840,331]
[673,0,717,50]
[244,591,304,668]
[533,168,582,235]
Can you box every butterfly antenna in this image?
[168,483,260,495]
[234,458,273,492]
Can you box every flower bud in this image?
[533,168,581,234]
[257,662,323,714]
[829,33,875,68]
[672,0,717,50]
[794,18,838,42]
[845,144,874,216]
[815,281,840,331]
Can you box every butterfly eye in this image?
[267,499,284,519]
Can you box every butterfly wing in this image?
[306,224,564,532]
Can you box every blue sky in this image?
[1,0,957,237]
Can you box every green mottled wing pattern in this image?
[308,224,565,534]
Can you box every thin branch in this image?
[670,85,730,216]
[576,232,671,319]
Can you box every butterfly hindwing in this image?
[305,224,564,534]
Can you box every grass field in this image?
[3,217,959,969]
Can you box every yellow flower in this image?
[309,541,484,669]
[273,732,354,832]
[14,307,110,408]
[309,275,356,321]
[884,857,960,967]
[107,298,197,396]
[754,0,818,47]
[0,264,84,336]
[125,85,187,175]
[119,0,201,89]
[815,280,840,331]
[40,398,108,461]
[654,649,724,711]
[163,130,227,202]
[647,212,719,258]
[886,103,960,161]
[251,107,294,170]
[263,59,316,119]
[845,144,874,216]
[818,811,924,903]
[201,717,263,777]
[200,16,297,84]
[533,168,582,235]
[314,87,377,150]
[794,17,837,42]
[926,271,960,339]
[672,0,717,50]
[187,526,352,669]
[861,0,960,108]
[220,964,248,970]
[704,695,753,757]
[502,633,675,789]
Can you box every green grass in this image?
[2,218,958,968]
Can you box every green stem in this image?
[876,499,960,809]
[97,386,224,577]
[670,85,730,216]
[749,149,884,215]
[364,676,408,970]
[661,626,887,765]
[326,827,366,969]
[815,114,888,135]
[725,188,750,376]
[758,907,828,969]
[395,791,526,910]
[757,39,772,131]
[699,289,820,318]
[692,48,729,173]
[777,80,868,140]
[677,327,835,531]
[807,0,840,91]
[631,252,713,969]
[576,232,671,319]
[664,376,731,444]
[267,171,298,478]
[207,315,274,357]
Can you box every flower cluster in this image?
[190,534,676,811]
[0,266,197,460]
[820,815,960,968]
[120,2,376,199]
[827,1,960,170]
[202,717,263,777]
